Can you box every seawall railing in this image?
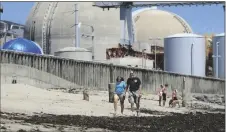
[0,50,224,94]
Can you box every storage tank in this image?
[212,33,225,79]
[164,33,206,77]
[54,47,92,61]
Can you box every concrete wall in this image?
[1,63,80,90]
[0,50,225,94]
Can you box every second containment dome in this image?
[164,33,206,77]
[133,7,193,48]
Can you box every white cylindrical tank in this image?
[54,47,92,61]
[212,33,225,79]
[164,33,206,77]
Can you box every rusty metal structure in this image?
[106,44,164,69]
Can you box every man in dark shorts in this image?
[158,84,164,106]
[126,71,142,115]
[162,84,168,106]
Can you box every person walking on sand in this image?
[126,71,142,115]
[162,84,168,106]
[158,85,164,106]
[114,76,126,115]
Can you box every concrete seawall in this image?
[1,63,80,89]
[0,50,225,94]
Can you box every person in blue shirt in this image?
[114,76,126,115]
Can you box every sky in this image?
[0,2,225,34]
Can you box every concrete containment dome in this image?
[54,47,92,61]
[133,7,193,48]
[2,38,43,54]
[164,33,206,77]
[212,33,225,79]
[24,2,120,61]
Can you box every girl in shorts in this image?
[114,76,126,115]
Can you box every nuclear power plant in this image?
[1,2,226,131]
[0,2,225,79]
[24,3,193,58]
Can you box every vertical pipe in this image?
[33,21,36,41]
[75,4,79,47]
[78,23,81,48]
[142,51,144,68]
[0,2,2,46]
[182,77,186,107]
[126,7,133,45]
[216,42,219,78]
[145,53,147,68]
[191,43,194,75]
[120,7,126,44]
[4,30,7,44]
[155,40,157,69]
[92,35,94,60]
[30,23,32,40]
[91,26,94,60]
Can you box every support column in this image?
[108,83,115,103]
[75,4,79,48]
[126,7,134,45]
[182,77,186,107]
[120,7,127,45]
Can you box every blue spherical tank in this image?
[2,38,43,54]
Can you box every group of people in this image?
[158,84,180,108]
[113,71,179,116]
[114,71,141,115]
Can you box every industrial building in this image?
[23,2,195,69]
[0,2,219,78]
[0,20,25,46]
[24,2,120,61]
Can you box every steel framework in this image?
[93,2,225,8]
[93,1,225,46]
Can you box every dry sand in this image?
[0,84,188,117]
[1,83,225,132]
